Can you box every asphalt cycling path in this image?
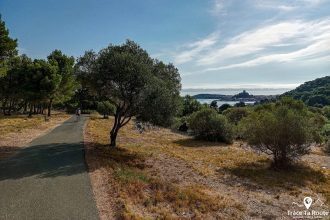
[0,115,99,220]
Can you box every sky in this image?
[1,0,330,91]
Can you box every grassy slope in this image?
[86,117,330,219]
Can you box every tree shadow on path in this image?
[0,142,89,180]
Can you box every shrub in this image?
[234,101,246,107]
[180,95,203,116]
[325,140,330,154]
[322,123,330,138]
[223,107,249,125]
[90,111,101,120]
[210,100,218,109]
[240,98,323,170]
[188,108,233,143]
[218,104,231,113]
[171,116,188,131]
[97,101,115,119]
[323,106,330,120]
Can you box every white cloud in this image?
[253,0,325,11]
[198,18,330,71]
[210,0,226,15]
[197,20,311,66]
[173,33,219,64]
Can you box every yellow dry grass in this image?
[0,112,70,159]
[86,117,330,219]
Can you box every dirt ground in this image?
[0,112,71,159]
[85,117,330,220]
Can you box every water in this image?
[181,88,291,106]
[181,88,291,96]
[197,100,255,106]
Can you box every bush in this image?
[188,108,233,143]
[323,106,330,120]
[240,98,323,170]
[322,123,330,138]
[90,111,101,120]
[97,101,115,118]
[181,95,203,116]
[171,116,188,131]
[218,104,231,113]
[210,100,218,108]
[325,140,330,154]
[223,107,249,125]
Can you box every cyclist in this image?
[76,108,81,121]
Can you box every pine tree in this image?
[0,15,18,63]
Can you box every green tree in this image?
[137,61,181,126]
[188,108,233,143]
[210,100,218,109]
[181,95,203,116]
[223,107,249,125]
[97,101,115,118]
[0,15,17,63]
[85,40,181,147]
[240,97,323,169]
[47,50,76,116]
[218,103,231,113]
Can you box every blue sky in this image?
[1,0,329,90]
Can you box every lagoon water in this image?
[182,88,292,106]
[197,100,255,106]
[181,88,291,96]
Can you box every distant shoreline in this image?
[181,88,291,96]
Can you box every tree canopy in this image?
[240,97,324,169]
[76,40,181,146]
[283,75,330,107]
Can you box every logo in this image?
[304,197,313,209]
[288,196,329,219]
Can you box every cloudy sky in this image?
[1,0,329,90]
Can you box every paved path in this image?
[0,115,99,220]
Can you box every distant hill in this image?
[232,90,253,99]
[283,76,330,107]
[192,91,277,102]
[192,94,228,99]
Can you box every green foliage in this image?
[47,50,76,104]
[325,140,330,155]
[322,106,330,120]
[223,107,249,125]
[97,101,115,118]
[137,61,181,127]
[240,97,324,169]
[0,15,17,62]
[322,123,330,138]
[0,50,75,116]
[210,100,218,109]
[188,108,233,144]
[181,95,203,116]
[234,101,246,107]
[218,103,231,113]
[283,76,330,107]
[80,40,181,146]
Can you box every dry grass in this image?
[86,117,330,219]
[0,112,70,159]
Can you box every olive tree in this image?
[78,40,181,147]
[240,97,323,169]
[137,61,181,127]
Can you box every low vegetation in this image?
[188,108,233,144]
[86,117,329,219]
[240,98,324,169]
[283,75,330,107]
